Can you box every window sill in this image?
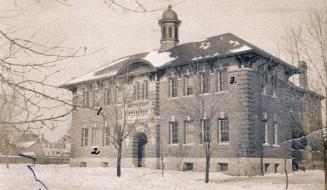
[168,144,179,146]
[168,97,179,100]
[183,143,194,146]
[214,91,228,95]
[183,95,194,98]
[199,93,211,96]
[218,142,230,145]
[272,144,280,147]
[263,143,270,146]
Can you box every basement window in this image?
[80,162,87,167]
[183,162,193,171]
[217,163,228,173]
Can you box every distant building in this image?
[61,6,323,175]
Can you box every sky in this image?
[0,0,323,141]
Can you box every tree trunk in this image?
[205,143,210,183]
[117,144,122,177]
[4,139,9,169]
[324,86,327,190]
[324,140,327,190]
[284,156,288,190]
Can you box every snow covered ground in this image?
[0,164,324,190]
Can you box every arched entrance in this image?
[132,132,148,167]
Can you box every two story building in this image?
[60,5,323,175]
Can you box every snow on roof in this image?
[229,45,252,53]
[61,33,298,87]
[16,141,37,149]
[19,152,36,156]
[143,50,176,67]
[66,57,130,85]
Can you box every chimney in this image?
[298,61,308,89]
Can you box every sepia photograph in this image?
[0,0,326,189]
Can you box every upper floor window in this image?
[175,27,178,39]
[82,90,90,107]
[184,120,194,144]
[200,118,211,143]
[262,124,268,144]
[215,68,228,92]
[81,128,88,147]
[168,26,173,38]
[218,118,229,143]
[105,88,112,105]
[169,77,178,98]
[272,122,278,145]
[115,86,122,104]
[183,75,193,96]
[200,72,210,94]
[142,81,148,100]
[169,121,178,144]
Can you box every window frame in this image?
[184,120,194,144]
[169,121,178,144]
[218,118,229,143]
[200,118,211,143]
[169,77,178,98]
[81,128,89,147]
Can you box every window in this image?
[105,88,112,105]
[175,27,178,39]
[274,163,279,173]
[215,68,228,92]
[80,162,87,167]
[262,124,268,144]
[103,127,110,146]
[272,123,278,145]
[115,86,122,104]
[184,121,194,144]
[200,119,211,143]
[183,76,193,96]
[169,77,178,98]
[217,163,228,173]
[142,81,148,100]
[168,26,172,38]
[162,26,167,38]
[101,162,109,167]
[183,163,193,171]
[200,72,210,94]
[169,121,178,144]
[82,90,90,107]
[264,163,270,173]
[81,128,88,147]
[218,118,229,143]
[91,127,97,146]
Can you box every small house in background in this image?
[15,140,43,157]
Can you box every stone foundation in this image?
[70,156,292,176]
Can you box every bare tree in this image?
[168,64,235,183]
[98,76,148,177]
[278,2,327,189]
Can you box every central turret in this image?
[158,5,181,52]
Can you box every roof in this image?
[162,5,178,20]
[16,141,37,149]
[60,33,298,87]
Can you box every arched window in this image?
[168,26,172,38]
[142,81,148,100]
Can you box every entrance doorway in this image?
[132,132,148,167]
